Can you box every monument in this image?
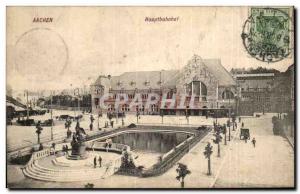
[69,125,88,160]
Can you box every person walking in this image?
[244,135,248,143]
[90,114,95,123]
[89,123,93,131]
[98,156,102,167]
[241,122,244,128]
[52,143,56,154]
[111,120,114,128]
[251,138,256,148]
[94,156,97,168]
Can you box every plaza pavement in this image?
[7,112,294,188]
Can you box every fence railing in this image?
[161,135,194,160]
[89,142,130,153]
[141,129,210,177]
[24,148,51,170]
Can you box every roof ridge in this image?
[202,58,236,86]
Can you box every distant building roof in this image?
[92,56,236,89]
[235,73,275,78]
[110,70,179,90]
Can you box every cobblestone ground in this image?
[7,112,294,188]
[7,110,215,151]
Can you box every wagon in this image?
[240,128,250,140]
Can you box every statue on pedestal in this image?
[69,125,87,160]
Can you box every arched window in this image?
[140,105,145,112]
[167,90,174,99]
[122,104,130,112]
[222,90,234,99]
[187,81,207,97]
[151,104,158,112]
[108,104,115,111]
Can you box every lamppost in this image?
[234,92,239,118]
[116,106,119,124]
[215,101,219,124]
[74,88,80,117]
[160,110,164,124]
[50,91,53,140]
[25,90,29,120]
[223,124,227,145]
[185,106,190,125]
[98,110,101,130]
[227,117,231,142]
[136,109,140,124]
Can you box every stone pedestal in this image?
[68,141,88,160]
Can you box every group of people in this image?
[104,120,114,128]
[244,136,257,148]
[240,120,256,148]
[215,116,257,148]
[105,138,113,152]
[93,155,102,168]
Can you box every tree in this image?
[223,124,227,145]
[176,163,191,188]
[35,121,43,144]
[213,129,223,157]
[204,142,213,175]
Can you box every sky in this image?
[6,6,294,92]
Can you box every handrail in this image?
[141,129,209,177]
[85,127,197,143]
[89,142,131,152]
[24,148,51,170]
[161,135,194,160]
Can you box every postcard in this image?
[6,6,295,189]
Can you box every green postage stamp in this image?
[242,7,293,63]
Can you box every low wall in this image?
[141,129,209,177]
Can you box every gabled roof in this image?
[92,56,236,90]
[202,59,236,86]
[163,57,236,87]
[110,70,179,90]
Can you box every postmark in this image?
[241,7,293,63]
[14,28,69,82]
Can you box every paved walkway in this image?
[214,114,294,188]
[7,113,294,188]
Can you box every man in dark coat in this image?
[94,156,97,168]
[252,138,256,148]
[98,156,102,167]
[111,120,114,128]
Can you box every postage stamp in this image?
[241,7,293,63]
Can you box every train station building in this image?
[91,55,237,116]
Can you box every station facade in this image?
[91,55,237,116]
